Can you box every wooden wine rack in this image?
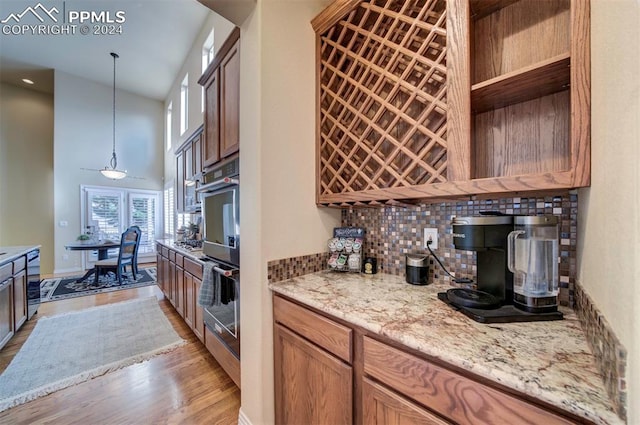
[314,0,449,206]
[313,0,590,206]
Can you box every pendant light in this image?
[100,52,127,180]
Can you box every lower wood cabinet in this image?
[274,323,353,425]
[156,244,204,344]
[362,378,449,425]
[273,294,585,425]
[12,268,27,331]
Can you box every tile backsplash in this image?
[341,191,578,306]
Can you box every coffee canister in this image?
[405,254,429,285]
[362,257,377,274]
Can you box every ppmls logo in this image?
[1,2,126,36]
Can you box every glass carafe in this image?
[507,216,559,313]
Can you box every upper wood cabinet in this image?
[312,0,590,206]
[176,125,204,213]
[199,27,241,169]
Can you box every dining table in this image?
[65,240,120,282]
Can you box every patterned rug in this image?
[40,267,157,302]
[0,297,185,412]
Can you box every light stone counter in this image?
[269,271,622,425]
[0,246,40,265]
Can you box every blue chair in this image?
[94,226,141,284]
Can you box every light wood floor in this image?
[0,284,241,424]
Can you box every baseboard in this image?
[52,267,82,276]
[238,407,252,425]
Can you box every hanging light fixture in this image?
[100,52,127,180]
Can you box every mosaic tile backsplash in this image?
[341,192,578,307]
[575,282,627,421]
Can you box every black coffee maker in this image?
[437,215,563,323]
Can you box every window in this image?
[82,185,161,268]
[129,194,158,256]
[202,29,215,113]
[166,102,173,151]
[164,185,174,237]
[180,74,188,135]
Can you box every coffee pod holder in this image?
[327,227,365,273]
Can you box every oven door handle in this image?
[213,266,238,277]
[196,177,239,193]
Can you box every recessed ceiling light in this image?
[22,79,34,85]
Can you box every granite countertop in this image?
[156,239,204,263]
[0,245,40,265]
[269,271,622,425]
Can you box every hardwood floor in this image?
[0,285,241,424]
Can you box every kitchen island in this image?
[269,271,622,425]
[0,245,40,350]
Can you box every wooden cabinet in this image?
[362,378,450,425]
[176,151,185,213]
[184,257,205,343]
[175,126,204,213]
[311,0,590,206]
[0,263,14,350]
[0,256,29,351]
[274,296,353,424]
[199,27,240,169]
[155,244,205,344]
[273,294,585,425]
[12,268,27,331]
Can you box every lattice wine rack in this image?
[315,0,448,206]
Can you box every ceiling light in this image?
[22,79,34,85]
[100,52,127,180]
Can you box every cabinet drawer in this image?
[161,246,169,258]
[273,296,352,363]
[363,377,451,425]
[0,263,11,283]
[363,337,573,425]
[175,253,184,268]
[12,257,26,273]
[168,250,176,263]
[205,326,240,388]
[184,258,202,280]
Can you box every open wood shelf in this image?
[471,53,570,113]
[469,0,520,19]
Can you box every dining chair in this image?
[94,226,141,284]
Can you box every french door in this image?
[81,186,161,269]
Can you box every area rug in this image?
[41,267,157,302]
[0,297,185,412]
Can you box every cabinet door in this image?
[175,264,184,318]
[220,40,240,158]
[184,144,193,180]
[168,260,176,308]
[203,69,220,168]
[156,253,164,293]
[274,324,352,425]
[192,276,204,342]
[184,271,194,329]
[0,279,14,350]
[176,151,185,213]
[193,134,202,176]
[363,378,450,425]
[12,269,27,331]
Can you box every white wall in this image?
[238,1,340,423]
[53,71,164,273]
[163,11,236,185]
[577,1,640,422]
[0,83,55,274]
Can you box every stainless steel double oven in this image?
[197,156,240,360]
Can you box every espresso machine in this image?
[437,214,563,323]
